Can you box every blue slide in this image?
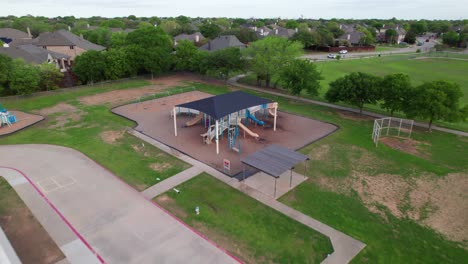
[246,110,265,126]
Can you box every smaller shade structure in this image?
[241,144,309,197]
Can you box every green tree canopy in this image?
[199,23,222,39]
[173,40,200,72]
[243,36,303,87]
[279,59,322,96]
[381,73,412,116]
[73,50,106,84]
[203,47,245,80]
[404,81,467,131]
[326,72,382,114]
[385,29,398,44]
[9,59,41,95]
[104,49,133,80]
[38,63,63,91]
[291,31,317,49]
[442,31,460,47]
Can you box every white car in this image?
[339,50,348,54]
[327,54,337,59]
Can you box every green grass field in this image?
[316,56,468,104]
[0,80,190,190]
[155,173,333,263]
[239,55,468,131]
[0,77,466,263]
[193,82,468,263]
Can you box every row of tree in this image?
[325,72,467,130]
[0,55,63,95]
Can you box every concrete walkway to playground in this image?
[0,144,239,264]
[133,130,366,264]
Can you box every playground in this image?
[0,103,44,136]
[113,91,338,176]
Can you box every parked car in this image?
[339,50,348,54]
[327,54,337,59]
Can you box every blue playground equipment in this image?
[246,109,265,126]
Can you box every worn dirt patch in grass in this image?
[0,178,65,264]
[100,130,124,144]
[314,172,468,244]
[380,137,431,159]
[154,194,188,218]
[309,144,330,161]
[149,163,171,172]
[37,103,85,129]
[337,110,375,121]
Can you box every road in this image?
[0,144,239,264]
[302,36,437,61]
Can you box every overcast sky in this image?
[2,0,467,20]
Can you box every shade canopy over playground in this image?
[176,91,271,119]
[241,144,309,178]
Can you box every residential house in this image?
[271,27,296,39]
[35,29,105,60]
[174,32,205,45]
[377,24,406,44]
[0,44,71,71]
[337,31,364,46]
[0,28,32,44]
[199,35,246,52]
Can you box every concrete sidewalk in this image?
[0,144,239,264]
[142,166,203,198]
[131,130,366,264]
[228,75,468,137]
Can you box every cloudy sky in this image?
[1,0,467,19]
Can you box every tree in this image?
[203,47,245,80]
[199,23,222,39]
[110,32,127,48]
[0,54,12,95]
[125,26,174,78]
[73,50,106,84]
[385,29,398,44]
[326,72,382,114]
[285,20,299,29]
[104,49,132,80]
[442,31,460,47]
[160,20,180,35]
[38,63,63,91]
[173,40,200,72]
[9,59,41,95]
[243,36,303,87]
[381,73,412,116]
[411,21,427,35]
[404,30,417,44]
[279,59,322,96]
[291,31,317,49]
[100,19,125,29]
[404,81,467,131]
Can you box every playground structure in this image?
[173,92,278,155]
[0,103,17,128]
[372,117,414,146]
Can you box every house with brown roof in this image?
[35,29,105,60]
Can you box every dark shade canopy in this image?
[176,91,271,120]
[241,145,309,178]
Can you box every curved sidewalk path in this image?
[0,144,239,264]
[228,75,468,137]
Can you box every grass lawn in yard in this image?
[0,177,65,264]
[0,80,190,191]
[155,173,333,264]
[192,82,468,263]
